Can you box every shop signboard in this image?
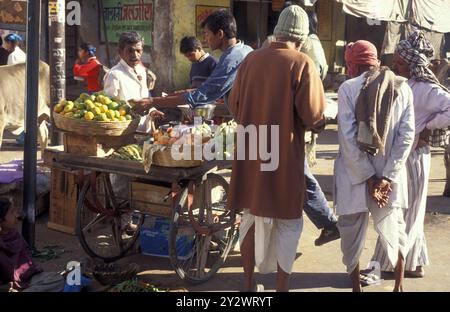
[101,0,154,46]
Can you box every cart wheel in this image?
[76,173,144,262]
[169,173,238,284]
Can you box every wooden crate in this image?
[43,146,64,168]
[47,168,79,235]
[131,182,173,218]
[63,132,134,157]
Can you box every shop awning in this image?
[336,0,450,33]
[233,0,317,12]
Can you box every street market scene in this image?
[0,0,450,295]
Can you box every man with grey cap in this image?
[228,5,326,292]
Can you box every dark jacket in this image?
[0,48,10,66]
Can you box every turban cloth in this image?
[396,31,440,84]
[345,40,379,78]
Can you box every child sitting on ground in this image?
[0,198,42,291]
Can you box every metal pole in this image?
[22,0,42,249]
[49,0,66,146]
[98,0,112,67]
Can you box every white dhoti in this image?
[338,203,408,274]
[372,146,431,271]
[239,210,303,274]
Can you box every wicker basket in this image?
[152,144,204,168]
[53,112,139,136]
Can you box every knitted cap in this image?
[274,5,309,43]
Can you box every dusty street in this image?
[1,126,449,292]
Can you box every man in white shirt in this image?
[336,40,415,292]
[104,31,163,133]
[4,34,26,65]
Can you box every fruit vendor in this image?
[73,43,103,93]
[132,10,253,114]
[104,31,164,133]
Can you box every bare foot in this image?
[393,285,404,292]
[406,266,425,278]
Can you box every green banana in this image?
[109,144,143,161]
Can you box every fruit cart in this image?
[45,149,236,284]
[47,93,238,284]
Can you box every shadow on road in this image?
[317,128,338,146]
[0,142,24,152]
[184,271,351,291]
[426,196,450,215]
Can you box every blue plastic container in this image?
[140,217,194,260]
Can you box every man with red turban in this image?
[344,40,380,78]
[335,40,415,292]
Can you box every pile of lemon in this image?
[54,92,134,122]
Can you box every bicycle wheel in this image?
[168,173,238,284]
[76,173,144,262]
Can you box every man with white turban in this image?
[371,31,450,279]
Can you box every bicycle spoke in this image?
[170,173,237,283]
[82,213,107,233]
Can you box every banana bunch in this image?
[110,144,143,162]
[215,120,237,136]
[192,123,212,137]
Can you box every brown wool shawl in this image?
[355,66,406,156]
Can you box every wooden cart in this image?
[44,148,238,284]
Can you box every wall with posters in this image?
[76,0,230,94]
[172,0,231,90]
[0,0,27,31]
[76,0,172,95]
[0,0,27,56]
[0,0,49,64]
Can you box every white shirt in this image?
[104,58,149,101]
[103,58,155,133]
[334,73,415,216]
[408,79,450,135]
[7,46,26,65]
[302,34,329,81]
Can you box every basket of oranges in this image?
[52,92,140,136]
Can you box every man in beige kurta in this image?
[227,5,326,292]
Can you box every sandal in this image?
[360,272,383,287]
